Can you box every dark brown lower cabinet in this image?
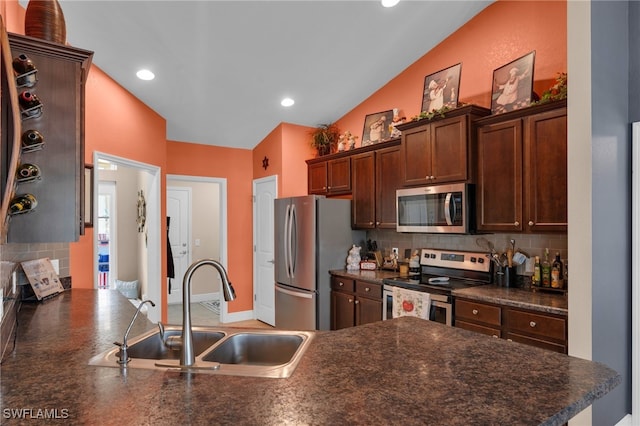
[455,297,567,354]
[331,277,382,330]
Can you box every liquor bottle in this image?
[21,129,45,152]
[551,253,564,289]
[12,54,38,88]
[541,249,551,288]
[9,193,38,215]
[532,256,541,287]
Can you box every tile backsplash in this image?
[365,229,568,275]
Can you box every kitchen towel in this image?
[392,286,431,320]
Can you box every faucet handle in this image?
[114,341,124,348]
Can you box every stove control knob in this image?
[470,257,477,263]
[430,254,436,259]
[478,258,485,264]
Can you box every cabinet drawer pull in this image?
[528,221,534,226]
[472,309,479,315]
[365,287,370,292]
[514,221,520,227]
[529,321,537,328]
[354,300,359,305]
[339,282,344,287]
[348,298,353,303]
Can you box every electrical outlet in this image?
[392,247,398,256]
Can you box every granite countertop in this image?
[453,285,568,316]
[330,269,567,315]
[1,289,618,425]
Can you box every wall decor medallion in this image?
[137,190,146,232]
[421,63,461,113]
[491,51,536,114]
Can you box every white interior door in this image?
[253,176,277,326]
[167,187,191,305]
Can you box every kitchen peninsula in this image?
[1,290,619,425]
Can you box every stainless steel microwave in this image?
[396,183,474,233]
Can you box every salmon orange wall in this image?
[166,141,253,313]
[335,0,567,143]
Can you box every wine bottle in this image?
[541,249,551,288]
[532,256,541,287]
[16,163,41,181]
[9,194,38,215]
[12,54,38,88]
[551,253,564,289]
[19,91,43,118]
[21,129,45,152]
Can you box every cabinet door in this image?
[375,145,401,228]
[430,116,468,184]
[401,124,431,186]
[524,108,567,232]
[331,290,355,330]
[307,161,327,195]
[327,157,351,194]
[351,152,376,229]
[476,119,524,232]
[355,296,382,326]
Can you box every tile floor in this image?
[167,302,272,329]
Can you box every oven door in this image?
[383,285,452,326]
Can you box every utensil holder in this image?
[503,266,516,287]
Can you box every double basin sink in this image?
[89,325,314,379]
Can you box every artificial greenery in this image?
[533,72,567,104]
[310,123,341,155]
[411,105,451,122]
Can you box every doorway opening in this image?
[166,174,228,325]
[92,152,161,323]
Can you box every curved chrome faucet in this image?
[115,299,156,365]
[181,259,236,366]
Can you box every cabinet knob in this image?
[528,221,534,226]
[339,282,344,287]
[430,176,435,180]
[322,186,326,190]
[472,309,479,315]
[376,221,380,226]
[354,300,359,305]
[369,222,374,225]
[492,334,499,338]
[327,186,331,190]
[514,221,520,227]
[348,298,353,303]
[529,321,537,328]
[365,287,370,292]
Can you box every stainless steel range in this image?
[382,248,493,325]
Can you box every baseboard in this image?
[615,414,633,426]
[222,309,254,324]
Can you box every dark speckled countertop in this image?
[331,269,567,316]
[1,289,618,425]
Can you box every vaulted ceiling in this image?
[49,1,491,149]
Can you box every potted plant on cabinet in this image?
[310,123,340,156]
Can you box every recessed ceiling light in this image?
[136,69,155,81]
[381,0,400,7]
[281,97,295,107]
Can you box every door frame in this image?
[166,186,192,305]
[93,152,162,323]
[252,175,278,325]
[166,174,228,323]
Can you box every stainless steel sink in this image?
[89,326,313,378]
[202,332,304,365]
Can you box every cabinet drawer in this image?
[456,320,502,338]
[455,299,501,327]
[355,280,382,299]
[506,309,566,341]
[331,277,355,293]
[506,332,566,354]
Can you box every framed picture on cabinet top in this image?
[421,63,462,113]
[491,50,536,115]
[361,109,393,146]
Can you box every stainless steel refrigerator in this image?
[275,195,365,330]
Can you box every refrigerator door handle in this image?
[284,203,292,278]
[276,285,314,299]
[290,203,297,277]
